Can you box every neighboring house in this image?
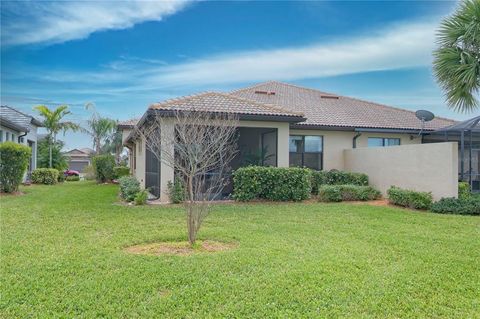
[63,148,95,172]
[0,105,43,177]
[118,81,473,202]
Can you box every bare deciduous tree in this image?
[136,110,239,245]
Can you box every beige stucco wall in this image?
[290,129,422,170]
[344,142,458,200]
[133,138,146,188]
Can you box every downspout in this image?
[18,131,27,143]
[352,132,362,148]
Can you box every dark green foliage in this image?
[66,175,80,182]
[119,176,140,202]
[57,173,65,183]
[113,166,130,179]
[92,154,115,183]
[318,185,381,202]
[37,139,68,170]
[233,166,312,201]
[311,169,369,194]
[167,178,185,204]
[0,142,31,193]
[31,168,59,185]
[431,197,480,215]
[458,182,471,199]
[387,186,433,210]
[134,190,148,205]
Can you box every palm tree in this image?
[433,0,480,113]
[35,105,80,168]
[84,104,117,154]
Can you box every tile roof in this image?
[0,105,43,132]
[118,118,140,128]
[149,92,304,118]
[231,81,456,131]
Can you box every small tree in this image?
[0,142,31,193]
[136,110,238,245]
[84,103,117,154]
[37,139,68,171]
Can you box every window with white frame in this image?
[367,137,400,147]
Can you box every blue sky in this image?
[1,0,474,150]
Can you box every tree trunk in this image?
[49,143,52,168]
[187,175,196,246]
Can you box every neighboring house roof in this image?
[118,118,139,129]
[231,81,455,131]
[79,147,95,154]
[148,92,304,120]
[63,148,94,158]
[0,105,43,133]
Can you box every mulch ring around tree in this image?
[124,240,238,256]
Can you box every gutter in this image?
[18,131,28,143]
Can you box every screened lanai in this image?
[423,115,480,192]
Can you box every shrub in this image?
[134,190,148,205]
[113,166,130,179]
[58,173,65,183]
[318,185,381,202]
[458,182,471,200]
[311,169,369,194]
[387,186,433,210]
[233,166,312,201]
[66,175,80,182]
[167,178,185,204]
[119,176,140,202]
[31,168,59,185]
[431,197,480,215]
[0,142,31,193]
[92,154,115,183]
[83,165,95,180]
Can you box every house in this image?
[0,105,43,177]
[118,81,472,202]
[63,148,95,172]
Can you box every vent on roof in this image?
[255,90,275,95]
[320,95,339,99]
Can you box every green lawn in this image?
[1,182,479,318]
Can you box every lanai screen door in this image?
[145,148,160,197]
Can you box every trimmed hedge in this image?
[93,154,115,183]
[119,176,140,202]
[233,166,312,201]
[0,142,31,193]
[113,166,130,179]
[318,185,381,202]
[167,178,185,204]
[31,168,59,185]
[387,186,433,210]
[311,169,368,195]
[66,175,80,182]
[458,182,471,199]
[431,196,480,215]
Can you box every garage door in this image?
[69,161,89,172]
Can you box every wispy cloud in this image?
[9,19,438,91]
[1,0,191,46]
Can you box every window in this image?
[11,134,15,142]
[289,135,323,170]
[368,137,400,147]
[0,130,3,142]
[6,132,10,141]
[19,137,24,143]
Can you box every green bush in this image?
[113,166,130,179]
[66,175,80,182]
[431,197,480,215]
[311,169,369,194]
[318,185,381,202]
[387,186,433,210]
[92,154,115,183]
[83,165,95,180]
[167,178,185,204]
[233,166,312,201]
[458,182,471,200]
[0,142,31,193]
[134,190,148,205]
[57,173,65,183]
[31,168,59,185]
[119,176,140,202]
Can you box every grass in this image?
[1,182,479,318]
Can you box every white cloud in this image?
[1,0,191,46]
